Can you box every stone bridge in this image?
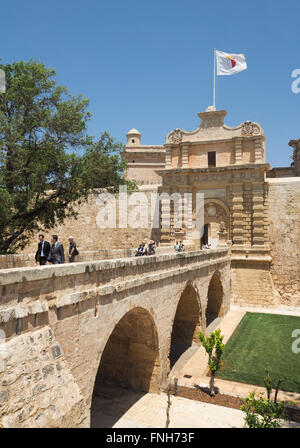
[0,248,230,428]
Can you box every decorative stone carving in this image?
[217,221,228,247]
[289,139,300,152]
[205,203,228,222]
[198,109,226,129]
[207,204,217,217]
[219,221,226,233]
[241,121,260,136]
[204,202,231,242]
[289,139,300,175]
[201,117,222,128]
[166,129,183,144]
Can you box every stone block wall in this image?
[0,327,85,428]
[20,186,160,255]
[0,249,230,427]
[268,178,300,306]
[189,142,236,168]
[231,258,279,307]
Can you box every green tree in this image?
[0,60,132,253]
[240,369,287,428]
[240,392,286,428]
[198,328,225,397]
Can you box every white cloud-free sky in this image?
[1,0,299,167]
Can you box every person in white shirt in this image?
[174,241,180,252]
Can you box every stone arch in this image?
[91,307,160,395]
[90,306,161,426]
[206,271,224,327]
[204,199,231,246]
[169,282,201,368]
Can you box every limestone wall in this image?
[268,178,300,306]
[230,177,300,308]
[0,327,85,428]
[231,258,279,307]
[125,164,163,183]
[21,185,160,255]
[189,142,237,167]
[121,145,165,183]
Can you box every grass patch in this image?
[216,312,300,393]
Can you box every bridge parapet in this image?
[0,248,230,428]
[0,248,229,311]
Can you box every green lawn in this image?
[216,312,300,393]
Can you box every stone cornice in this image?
[123,146,165,152]
[165,110,265,145]
[127,162,165,166]
[156,163,271,176]
[164,134,265,148]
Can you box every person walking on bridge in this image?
[68,236,78,262]
[35,234,50,265]
[47,235,65,264]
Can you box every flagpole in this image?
[213,48,216,108]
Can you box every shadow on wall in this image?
[90,307,160,428]
[206,272,224,327]
[169,283,201,369]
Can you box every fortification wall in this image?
[268,178,300,306]
[231,257,279,307]
[21,186,160,255]
[13,176,300,309]
[0,327,86,428]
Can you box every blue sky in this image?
[1,0,299,167]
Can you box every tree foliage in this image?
[0,60,132,253]
[240,369,287,428]
[240,392,285,428]
[198,328,225,397]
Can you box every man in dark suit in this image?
[35,234,50,265]
[47,235,65,264]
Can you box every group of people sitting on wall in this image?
[174,241,185,252]
[35,234,79,265]
[135,240,156,256]
[35,231,213,266]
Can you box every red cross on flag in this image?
[216,50,247,75]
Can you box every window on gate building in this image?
[208,151,216,167]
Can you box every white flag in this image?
[0,69,6,93]
[216,50,247,76]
